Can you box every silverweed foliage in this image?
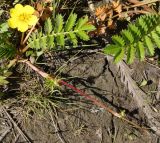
[104,14,160,63]
[27,13,96,52]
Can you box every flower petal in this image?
[17,21,28,32]
[10,4,24,17]
[15,4,24,11]
[24,5,35,14]
[27,15,38,25]
[8,18,17,28]
[10,8,19,17]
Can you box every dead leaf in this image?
[95,5,108,21]
[112,0,122,14]
[37,3,43,12]
[97,24,107,35]
[33,10,40,18]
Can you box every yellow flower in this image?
[8,4,38,32]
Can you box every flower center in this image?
[19,13,31,22]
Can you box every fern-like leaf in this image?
[121,30,134,44]
[69,33,78,45]
[127,46,135,64]
[151,31,160,48]
[104,14,160,63]
[28,13,95,52]
[77,31,89,41]
[114,48,124,63]
[103,45,121,55]
[75,15,88,29]
[112,35,125,47]
[0,44,16,59]
[144,36,154,55]
[54,14,64,33]
[56,34,65,46]
[65,13,77,32]
[44,18,53,34]
[137,41,145,61]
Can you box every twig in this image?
[2,107,32,143]
[20,33,25,46]
[111,10,150,20]
[7,58,18,69]
[21,45,29,53]
[128,0,159,8]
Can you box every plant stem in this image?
[20,32,25,45]
[20,59,148,133]
[20,60,51,79]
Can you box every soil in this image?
[0,1,160,142]
[0,51,160,143]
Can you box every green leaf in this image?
[75,15,88,29]
[48,35,55,49]
[79,24,96,31]
[140,80,148,87]
[0,46,16,59]
[34,39,40,49]
[156,26,160,35]
[69,33,78,45]
[137,41,145,61]
[65,13,77,32]
[54,14,63,33]
[26,50,34,57]
[128,24,141,38]
[103,44,121,55]
[44,18,53,34]
[137,16,148,33]
[114,48,124,63]
[144,36,154,55]
[0,22,9,33]
[121,30,134,44]
[56,34,65,46]
[40,36,47,49]
[77,31,89,41]
[127,46,135,64]
[112,35,125,47]
[27,13,95,52]
[151,31,160,48]
[0,76,9,85]
[102,14,160,63]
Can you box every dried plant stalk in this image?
[107,55,160,136]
